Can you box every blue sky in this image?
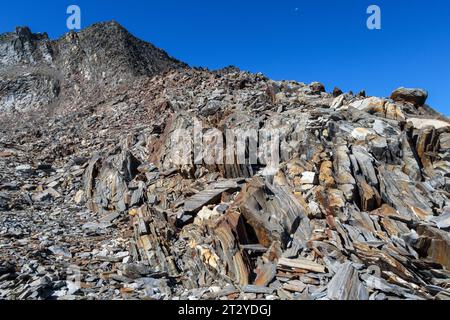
[1,0,449,114]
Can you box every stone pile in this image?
[0,22,449,300]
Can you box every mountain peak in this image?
[84,20,126,31]
[0,21,187,113]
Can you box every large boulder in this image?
[309,82,326,94]
[390,87,428,106]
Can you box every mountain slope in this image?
[0,23,449,301]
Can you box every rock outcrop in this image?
[390,87,428,106]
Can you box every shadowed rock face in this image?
[0,22,449,300]
[0,21,186,113]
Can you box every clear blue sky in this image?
[1,0,449,114]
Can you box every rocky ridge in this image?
[0,22,450,300]
[0,21,185,114]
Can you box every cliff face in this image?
[0,21,186,113]
[0,22,449,301]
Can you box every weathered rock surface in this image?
[390,87,428,106]
[0,22,449,300]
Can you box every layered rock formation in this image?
[0,22,449,300]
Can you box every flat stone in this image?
[183,181,238,213]
[278,257,326,273]
[408,118,450,130]
[15,164,33,173]
[48,245,72,258]
[430,209,450,229]
[299,171,318,185]
[242,285,274,294]
[351,128,376,141]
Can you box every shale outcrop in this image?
[0,22,449,300]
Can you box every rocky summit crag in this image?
[1,21,450,300]
[0,21,185,114]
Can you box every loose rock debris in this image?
[1,22,450,300]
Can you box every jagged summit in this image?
[62,20,187,75]
[0,21,187,113]
[1,21,185,69]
